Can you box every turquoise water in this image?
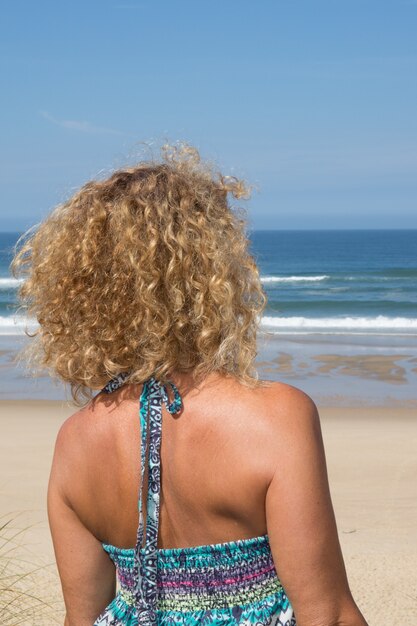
[2,229,416,336]
[250,229,417,335]
[1,229,416,403]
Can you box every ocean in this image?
[2,229,417,336]
[250,229,417,335]
[1,229,416,403]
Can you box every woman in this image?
[11,144,367,626]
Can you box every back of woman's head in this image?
[11,143,267,405]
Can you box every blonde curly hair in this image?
[10,143,268,405]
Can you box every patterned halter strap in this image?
[101,372,183,625]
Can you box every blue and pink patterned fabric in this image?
[93,374,296,625]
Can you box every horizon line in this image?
[1,227,417,235]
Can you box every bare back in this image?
[49,371,369,625]
[63,372,280,551]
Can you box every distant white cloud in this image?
[40,111,126,136]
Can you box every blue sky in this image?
[1,0,416,231]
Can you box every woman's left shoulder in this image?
[52,394,113,466]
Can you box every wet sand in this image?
[255,331,417,407]
[258,351,415,384]
[2,330,417,406]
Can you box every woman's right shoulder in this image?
[254,379,320,426]
[249,380,322,460]
[267,377,318,408]
[217,376,321,441]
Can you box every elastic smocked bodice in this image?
[100,534,293,622]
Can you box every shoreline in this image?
[1,329,417,405]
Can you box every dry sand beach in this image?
[1,395,416,625]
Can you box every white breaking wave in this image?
[0,315,38,335]
[0,277,23,289]
[261,275,329,283]
[2,314,417,337]
[261,315,417,331]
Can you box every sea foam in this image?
[0,277,23,289]
[261,315,417,333]
[0,315,38,335]
[261,275,329,283]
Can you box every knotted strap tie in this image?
[102,373,183,625]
